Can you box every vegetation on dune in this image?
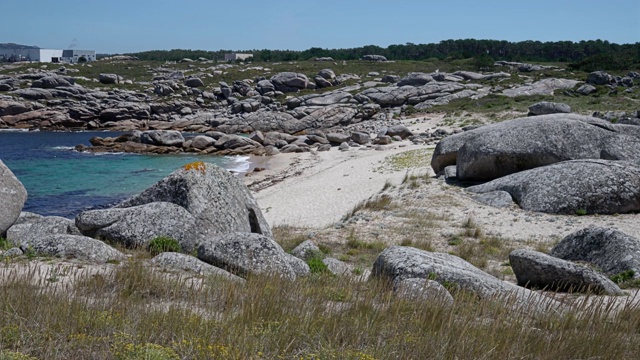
[1,258,640,359]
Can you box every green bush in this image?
[610,270,635,284]
[306,252,329,274]
[148,236,181,256]
[0,237,10,250]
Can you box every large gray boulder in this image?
[528,101,571,115]
[0,160,27,236]
[466,159,640,214]
[76,202,199,252]
[116,162,272,238]
[151,252,245,282]
[190,135,216,150]
[397,73,433,86]
[431,114,640,180]
[385,125,413,139]
[270,72,309,93]
[587,71,613,85]
[197,233,300,279]
[291,240,321,261]
[550,227,640,278]
[6,215,80,247]
[99,73,120,84]
[502,78,580,97]
[214,134,262,150]
[31,75,75,88]
[216,111,304,134]
[140,130,184,147]
[372,246,562,313]
[184,77,204,88]
[24,234,125,263]
[362,55,387,61]
[509,249,623,295]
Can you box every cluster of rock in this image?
[1,59,616,139]
[509,226,640,295]
[371,225,640,306]
[432,113,640,215]
[0,159,370,283]
[82,124,418,156]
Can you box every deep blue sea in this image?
[0,131,249,218]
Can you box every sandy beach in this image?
[246,142,427,228]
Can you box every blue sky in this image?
[1,0,638,54]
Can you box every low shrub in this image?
[148,236,181,256]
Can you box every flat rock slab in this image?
[151,252,245,283]
[25,234,125,263]
[7,215,80,247]
[509,249,622,295]
[467,159,640,215]
[551,227,640,278]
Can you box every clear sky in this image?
[1,0,638,54]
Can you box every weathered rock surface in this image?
[467,160,640,214]
[397,73,433,86]
[471,191,514,208]
[291,240,321,261]
[6,215,80,247]
[271,72,309,93]
[393,278,454,304]
[151,252,245,282]
[586,71,613,85]
[140,130,185,146]
[509,249,623,295]
[322,257,353,276]
[76,202,199,252]
[372,246,561,312]
[117,162,272,238]
[0,160,27,235]
[502,78,580,97]
[551,227,640,278]
[197,232,299,279]
[528,101,571,115]
[432,114,640,180]
[99,73,120,84]
[24,234,125,263]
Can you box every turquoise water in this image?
[0,131,248,217]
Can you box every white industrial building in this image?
[224,53,253,62]
[0,48,95,63]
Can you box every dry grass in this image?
[2,259,640,359]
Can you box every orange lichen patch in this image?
[183,161,206,174]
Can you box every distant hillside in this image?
[0,43,39,49]
[126,39,640,71]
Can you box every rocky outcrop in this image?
[509,249,623,295]
[99,73,120,84]
[31,75,75,88]
[372,246,562,313]
[140,130,185,146]
[271,72,309,93]
[0,160,27,235]
[586,71,613,85]
[528,101,571,115]
[6,215,80,247]
[362,55,387,61]
[393,278,454,304]
[550,227,640,278]
[76,202,199,252]
[502,78,579,97]
[291,240,321,261]
[197,232,302,280]
[151,252,245,282]
[431,114,640,180]
[397,73,433,86]
[24,234,126,263]
[466,160,640,214]
[117,162,272,238]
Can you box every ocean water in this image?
[0,131,249,218]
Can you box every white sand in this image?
[247,142,426,228]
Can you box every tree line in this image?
[125,39,640,70]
